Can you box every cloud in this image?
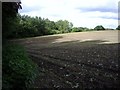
[78,7,117,13]
[19,0,119,29]
[101,16,118,20]
[75,0,118,14]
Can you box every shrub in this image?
[116,25,120,30]
[94,25,105,30]
[2,43,38,88]
[51,30,62,34]
[72,27,83,32]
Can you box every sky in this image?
[19,0,119,29]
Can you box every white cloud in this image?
[19,0,119,29]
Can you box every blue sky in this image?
[19,0,118,29]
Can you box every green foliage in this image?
[2,43,38,88]
[6,14,110,39]
[72,27,83,32]
[55,20,73,33]
[71,27,92,32]
[2,2,22,40]
[94,25,105,30]
[9,15,45,38]
[8,15,74,38]
[116,25,120,30]
[2,2,38,89]
[49,30,60,34]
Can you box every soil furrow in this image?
[27,49,118,73]
[28,52,119,88]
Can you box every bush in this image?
[116,25,120,30]
[72,27,83,32]
[50,30,62,34]
[2,43,38,88]
[94,25,105,30]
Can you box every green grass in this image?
[2,43,38,88]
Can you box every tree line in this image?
[7,14,119,39]
[7,15,73,38]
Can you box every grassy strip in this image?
[2,43,38,88]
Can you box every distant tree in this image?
[82,27,89,31]
[94,25,105,30]
[105,28,114,30]
[44,19,56,35]
[55,20,73,33]
[116,25,120,30]
[72,27,82,32]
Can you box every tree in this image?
[116,25,120,30]
[94,25,105,31]
[44,19,56,35]
[55,20,73,33]
[2,2,38,89]
[2,2,22,39]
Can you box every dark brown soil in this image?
[14,31,119,89]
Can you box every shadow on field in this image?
[9,31,120,88]
[26,39,119,88]
[11,36,63,45]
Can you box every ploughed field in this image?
[14,30,119,88]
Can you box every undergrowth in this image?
[2,43,38,88]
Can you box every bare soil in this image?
[13,30,120,89]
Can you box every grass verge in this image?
[2,43,38,88]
